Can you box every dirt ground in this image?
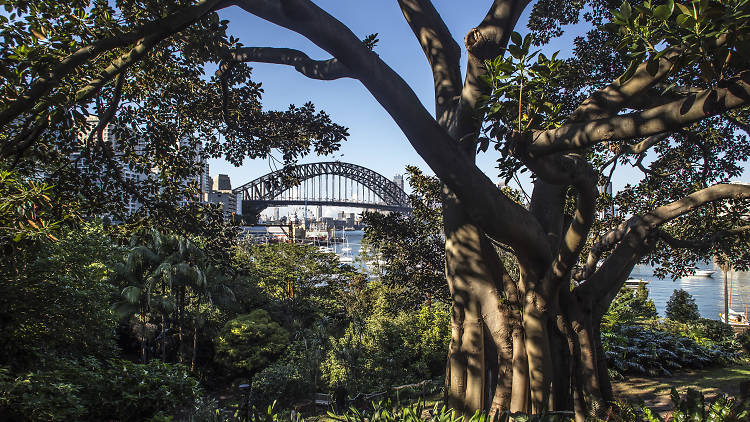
[611,363,750,415]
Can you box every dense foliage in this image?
[0,359,201,422]
[214,310,290,378]
[666,289,701,322]
[602,285,658,329]
[3,0,750,418]
[322,299,451,394]
[602,325,736,378]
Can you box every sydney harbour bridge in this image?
[233,162,411,219]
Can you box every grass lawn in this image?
[612,361,750,413]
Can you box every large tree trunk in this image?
[442,258,616,418]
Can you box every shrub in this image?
[666,289,700,322]
[251,340,317,408]
[0,223,121,368]
[214,309,289,377]
[0,358,202,421]
[603,284,658,329]
[602,325,736,378]
[321,303,450,393]
[646,318,737,353]
[669,387,750,422]
[739,330,750,354]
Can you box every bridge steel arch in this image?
[233,162,411,216]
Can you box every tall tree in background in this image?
[3,0,750,419]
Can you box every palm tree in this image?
[112,230,234,366]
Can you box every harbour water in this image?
[335,231,750,321]
[631,263,750,321]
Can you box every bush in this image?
[603,284,658,329]
[739,330,750,354]
[251,339,318,408]
[666,289,700,322]
[321,303,450,393]
[602,325,737,378]
[669,387,750,422]
[0,358,202,421]
[0,223,121,368]
[214,309,289,377]
[646,318,738,353]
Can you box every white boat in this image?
[691,269,715,277]
[318,246,334,254]
[337,231,354,264]
[719,309,749,326]
[625,278,649,289]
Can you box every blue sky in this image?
[208,1,625,208]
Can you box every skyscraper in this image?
[393,174,404,191]
[75,115,147,215]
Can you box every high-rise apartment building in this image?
[315,205,323,220]
[393,174,404,191]
[207,173,237,220]
[76,116,210,216]
[75,116,148,215]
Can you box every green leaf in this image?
[511,31,522,46]
[676,13,695,28]
[122,286,142,304]
[654,0,674,20]
[621,1,632,20]
[522,33,533,52]
[508,44,523,59]
[646,57,660,76]
[675,3,691,14]
[620,59,639,82]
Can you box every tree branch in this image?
[229,47,353,80]
[397,0,462,125]
[573,216,640,281]
[85,72,126,149]
[521,153,598,286]
[235,0,552,266]
[657,225,750,250]
[641,183,750,227]
[452,0,531,142]
[576,183,750,304]
[527,70,750,156]
[568,47,682,122]
[0,0,228,130]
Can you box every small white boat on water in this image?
[691,269,715,277]
[625,278,649,289]
[318,246,334,254]
[719,309,749,326]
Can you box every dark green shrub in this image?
[251,340,317,408]
[0,358,202,421]
[739,330,750,354]
[214,309,289,377]
[666,289,700,322]
[647,318,737,353]
[322,302,450,393]
[0,223,121,368]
